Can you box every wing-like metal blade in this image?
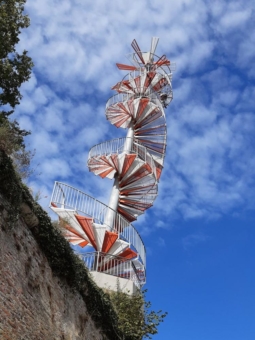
[131,39,145,64]
[150,37,159,61]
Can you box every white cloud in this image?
[157,237,166,247]
[11,0,255,226]
[40,158,71,179]
[182,233,209,250]
[219,9,252,31]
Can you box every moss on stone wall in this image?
[0,150,127,340]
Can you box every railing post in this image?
[95,251,99,272]
[60,184,65,209]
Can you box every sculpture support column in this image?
[124,121,134,153]
[104,121,134,230]
[104,174,120,230]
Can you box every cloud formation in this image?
[13,0,255,227]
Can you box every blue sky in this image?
[14,0,255,339]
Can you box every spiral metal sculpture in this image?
[50,37,173,290]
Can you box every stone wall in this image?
[0,196,107,340]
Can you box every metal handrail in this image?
[127,67,172,87]
[50,181,146,267]
[105,91,163,110]
[105,95,168,165]
[109,60,173,105]
[76,251,145,287]
[88,137,158,180]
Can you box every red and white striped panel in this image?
[106,97,167,178]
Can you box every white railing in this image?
[106,91,162,109]
[127,68,172,89]
[50,182,146,267]
[109,65,173,106]
[88,137,158,180]
[105,95,168,163]
[118,66,172,99]
[76,251,146,287]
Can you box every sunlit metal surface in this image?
[50,38,173,291]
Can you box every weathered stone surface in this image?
[0,197,107,340]
[20,202,39,228]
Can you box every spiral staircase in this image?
[50,37,173,293]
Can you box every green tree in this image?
[0,0,33,153]
[110,287,167,340]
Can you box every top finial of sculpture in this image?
[116,37,171,71]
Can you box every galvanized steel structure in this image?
[50,38,173,290]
